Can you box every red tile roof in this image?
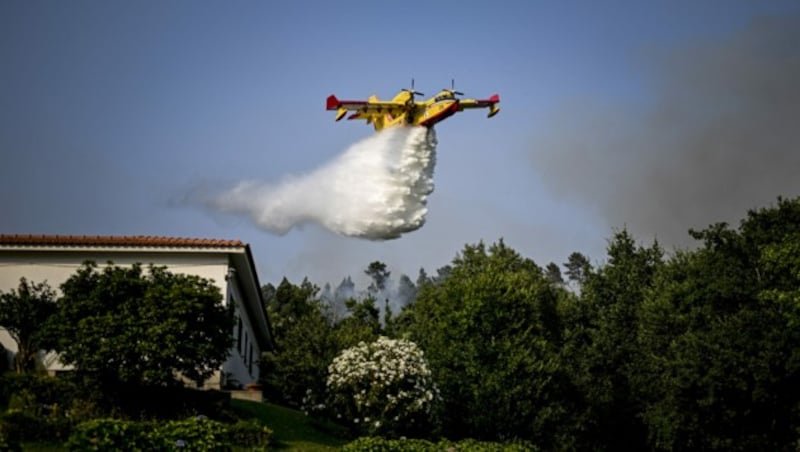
[0,234,245,248]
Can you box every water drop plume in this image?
[211,126,437,240]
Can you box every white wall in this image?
[222,268,262,387]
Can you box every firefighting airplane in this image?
[326,80,500,131]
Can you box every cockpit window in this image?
[435,92,454,102]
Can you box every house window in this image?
[237,317,242,353]
[248,343,254,375]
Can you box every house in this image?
[0,234,273,389]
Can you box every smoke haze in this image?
[531,15,800,247]
[210,126,437,240]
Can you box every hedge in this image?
[341,437,539,451]
[65,417,272,451]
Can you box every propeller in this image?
[447,79,464,96]
[402,78,424,97]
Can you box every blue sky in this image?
[2,1,799,289]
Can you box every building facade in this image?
[0,234,273,389]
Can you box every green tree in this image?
[334,297,381,350]
[433,265,452,284]
[0,278,57,373]
[260,278,338,408]
[364,261,394,332]
[396,274,418,306]
[637,197,800,450]
[545,262,564,285]
[408,239,574,447]
[260,275,385,411]
[46,262,233,387]
[416,268,430,288]
[568,230,663,450]
[365,261,390,295]
[564,251,592,287]
[387,274,418,337]
[263,277,320,334]
[330,276,356,320]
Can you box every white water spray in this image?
[210,126,437,240]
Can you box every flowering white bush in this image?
[327,336,438,436]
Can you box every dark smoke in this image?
[531,15,800,248]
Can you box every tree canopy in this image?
[635,197,800,450]
[405,240,572,446]
[257,196,800,450]
[46,262,233,387]
[0,278,57,373]
[260,277,337,407]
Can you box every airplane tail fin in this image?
[326,95,339,110]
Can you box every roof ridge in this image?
[0,234,246,248]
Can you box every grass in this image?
[230,399,349,451]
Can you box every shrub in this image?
[0,373,79,410]
[108,385,234,420]
[64,397,104,423]
[226,418,272,449]
[0,411,40,442]
[0,347,9,375]
[7,389,37,414]
[341,436,437,452]
[153,416,230,451]
[327,337,438,437]
[65,418,157,451]
[0,375,91,442]
[0,416,21,452]
[66,416,270,451]
[1,405,72,442]
[341,437,540,451]
[452,438,539,451]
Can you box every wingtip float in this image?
[326,80,500,132]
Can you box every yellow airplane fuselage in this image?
[372,92,460,131]
[327,87,500,132]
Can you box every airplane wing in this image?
[457,94,501,118]
[326,95,409,121]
